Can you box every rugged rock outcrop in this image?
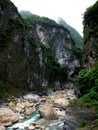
[0,0,82,96]
[0,107,19,126]
[39,104,58,120]
[35,23,81,79]
[0,0,42,95]
[57,17,83,48]
[83,1,98,68]
[23,14,82,81]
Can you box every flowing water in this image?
[7,111,41,130]
[6,90,77,130]
[7,112,64,130]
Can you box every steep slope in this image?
[0,0,42,95]
[75,1,98,130]
[20,12,82,79]
[57,17,83,48]
[0,1,82,96]
[83,0,98,68]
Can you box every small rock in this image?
[15,106,22,113]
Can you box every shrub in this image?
[77,69,94,95]
[77,60,98,109]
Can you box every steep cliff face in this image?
[83,1,98,68]
[0,0,42,94]
[21,13,82,80]
[36,23,81,78]
[57,17,83,48]
[0,0,82,96]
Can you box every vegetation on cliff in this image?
[76,1,98,129]
[83,0,98,43]
[40,43,68,84]
[83,1,98,68]
[78,1,98,109]
[77,61,98,109]
[20,11,60,27]
[1,1,77,97]
[57,17,83,48]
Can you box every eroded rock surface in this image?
[39,104,58,120]
[0,108,19,126]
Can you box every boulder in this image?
[55,108,66,117]
[0,107,19,126]
[53,98,69,108]
[39,104,58,120]
[25,108,34,115]
[15,106,23,113]
[16,102,25,109]
[0,125,5,130]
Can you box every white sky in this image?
[10,0,97,36]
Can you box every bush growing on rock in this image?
[77,61,98,109]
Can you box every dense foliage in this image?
[83,1,98,43]
[20,11,59,27]
[77,61,98,109]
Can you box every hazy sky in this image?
[10,0,97,36]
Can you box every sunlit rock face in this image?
[36,23,81,79]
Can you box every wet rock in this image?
[63,119,78,130]
[25,107,34,116]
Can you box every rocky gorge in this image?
[0,88,76,130]
[0,0,82,97]
[0,0,98,130]
[0,87,96,130]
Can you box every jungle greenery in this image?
[77,61,98,109]
[20,11,59,27]
[83,1,98,43]
[77,1,98,110]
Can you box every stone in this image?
[0,125,5,130]
[9,102,14,108]
[15,106,22,113]
[16,102,25,109]
[55,109,66,117]
[0,107,19,126]
[23,101,30,108]
[39,104,58,120]
[25,108,34,115]
[53,98,69,108]
[41,126,46,130]
[28,125,35,130]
